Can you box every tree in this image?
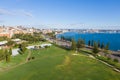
[18,43,27,55]
[77,39,81,48]
[4,49,11,62]
[77,39,81,51]
[81,39,85,48]
[88,40,91,46]
[6,40,15,47]
[92,42,99,54]
[61,36,65,40]
[77,39,85,49]
[114,58,119,62]
[91,40,94,47]
[71,39,76,50]
[9,48,12,55]
[0,36,8,41]
[104,43,110,53]
[0,49,6,61]
[12,33,44,43]
[46,32,55,38]
[101,43,104,49]
[105,43,110,50]
[98,40,100,48]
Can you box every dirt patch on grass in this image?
[56,56,71,71]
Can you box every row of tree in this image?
[0,40,27,63]
[71,39,85,50]
[0,36,9,41]
[46,32,56,38]
[60,36,72,41]
[71,38,110,54]
[12,32,45,43]
[0,33,38,63]
[0,48,12,62]
[61,35,110,51]
[18,43,27,55]
[88,40,109,50]
[92,41,110,54]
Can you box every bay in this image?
[57,32,120,51]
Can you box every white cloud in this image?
[0,8,33,17]
[0,8,14,15]
[17,10,33,17]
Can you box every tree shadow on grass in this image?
[52,43,71,51]
[79,50,92,55]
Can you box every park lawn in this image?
[0,41,50,71]
[0,51,28,71]
[0,46,120,80]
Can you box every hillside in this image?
[0,46,120,80]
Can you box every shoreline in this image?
[56,32,120,51]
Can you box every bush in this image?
[96,56,115,66]
[45,46,50,48]
[6,40,15,46]
[28,57,35,61]
[113,58,119,63]
[14,43,19,48]
[39,46,41,49]
[107,57,111,60]
[18,43,27,55]
[32,57,35,59]
[28,57,31,61]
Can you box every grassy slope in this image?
[0,52,28,71]
[0,46,120,80]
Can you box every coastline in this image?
[56,32,120,51]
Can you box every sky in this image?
[0,0,120,29]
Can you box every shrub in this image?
[45,46,50,48]
[107,57,111,60]
[32,57,35,59]
[113,58,119,63]
[28,57,31,61]
[96,56,115,66]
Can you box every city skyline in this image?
[0,0,120,29]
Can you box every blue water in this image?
[57,32,120,51]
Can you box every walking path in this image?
[25,51,31,62]
[97,59,120,72]
[87,54,120,73]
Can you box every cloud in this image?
[0,8,33,17]
[17,10,33,17]
[0,8,14,15]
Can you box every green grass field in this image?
[0,52,28,71]
[0,45,120,80]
